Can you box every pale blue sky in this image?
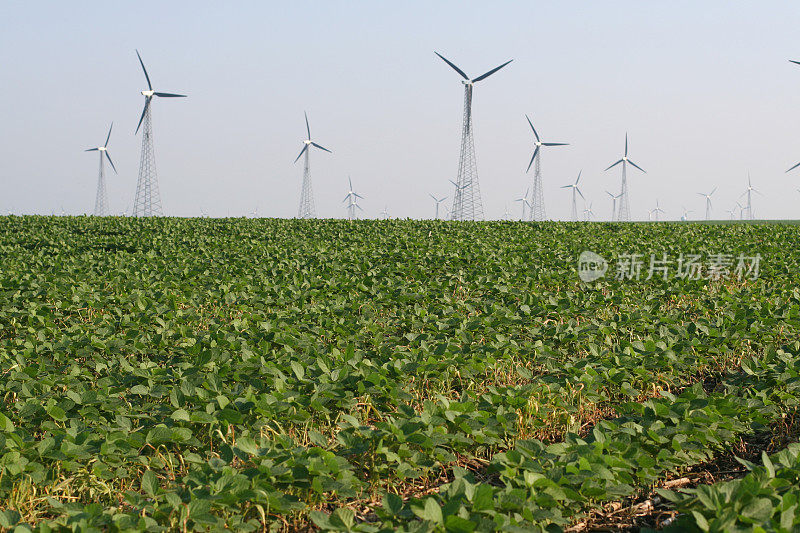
[2,1,800,220]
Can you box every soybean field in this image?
[1,217,800,532]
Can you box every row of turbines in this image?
[536,172,768,223]
[84,50,800,221]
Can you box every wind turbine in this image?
[560,171,584,222]
[295,112,332,219]
[132,50,186,217]
[605,134,645,221]
[697,187,716,220]
[343,176,364,220]
[435,51,512,221]
[649,199,665,222]
[680,206,693,222]
[524,115,568,221]
[429,194,447,220]
[787,60,800,173]
[605,190,622,221]
[582,202,595,221]
[502,203,511,220]
[740,174,761,220]
[725,206,737,220]
[515,187,530,221]
[736,201,745,220]
[85,123,117,216]
[380,205,390,220]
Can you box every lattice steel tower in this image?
[617,164,630,222]
[85,123,117,216]
[524,115,568,221]
[294,112,331,219]
[133,107,163,216]
[605,134,645,222]
[435,52,512,221]
[132,50,186,217]
[298,148,316,218]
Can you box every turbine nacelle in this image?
[141,90,155,97]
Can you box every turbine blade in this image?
[136,50,152,91]
[575,170,582,185]
[624,133,628,157]
[576,187,585,200]
[293,144,308,163]
[710,186,717,195]
[85,148,99,152]
[105,122,113,147]
[606,190,614,197]
[355,193,364,199]
[356,204,364,211]
[135,97,151,134]
[342,194,350,203]
[153,92,186,97]
[348,176,353,189]
[542,142,568,146]
[560,185,571,189]
[311,142,331,153]
[472,59,513,82]
[628,160,646,173]
[305,111,311,139]
[786,161,800,173]
[105,151,117,174]
[434,52,469,80]
[791,60,800,66]
[429,194,436,201]
[525,114,539,141]
[526,147,539,173]
[449,179,459,188]
[605,159,623,171]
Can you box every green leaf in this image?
[290,361,305,380]
[762,451,776,478]
[0,412,14,432]
[46,405,66,422]
[235,436,259,455]
[445,515,476,533]
[691,510,710,531]
[383,492,403,515]
[141,470,158,497]
[0,510,21,528]
[412,498,443,524]
[170,409,190,422]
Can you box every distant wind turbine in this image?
[560,171,584,222]
[343,176,364,220]
[649,199,665,222]
[697,187,716,220]
[515,187,530,220]
[740,174,761,221]
[85,123,117,216]
[133,50,186,217]
[429,194,447,219]
[295,112,332,219]
[436,51,512,220]
[605,134,645,221]
[605,190,622,221]
[681,206,693,222]
[524,115,568,221]
[582,202,595,221]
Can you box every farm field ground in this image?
[1,216,800,532]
